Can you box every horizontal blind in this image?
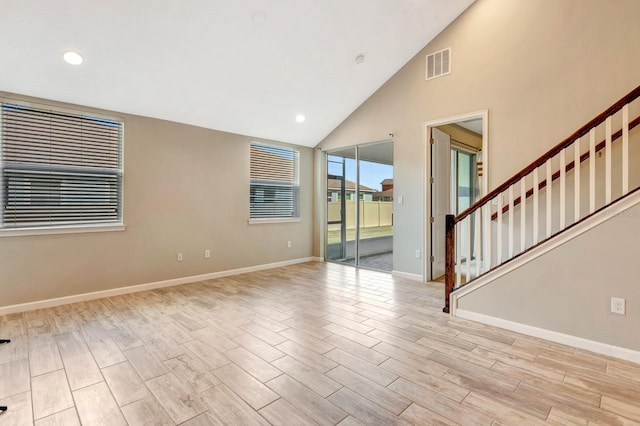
[250,142,300,219]
[1,102,123,228]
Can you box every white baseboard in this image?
[0,257,320,316]
[455,309,640,364]
[392,270,423,281]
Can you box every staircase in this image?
[444,84,640,313]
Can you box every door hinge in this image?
[430,216,435,223]
[429,255,435,262]
[430,138,435,145]
[429,176,435,184]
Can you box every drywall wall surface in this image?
[457,201,640,351]
[0,94,314,307]
[316,0,640,277]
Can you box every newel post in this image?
[0,339,9,413]
[443,214,455,313]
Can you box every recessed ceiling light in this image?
[252,11,266,24]
[295,114,306,123]
[355,54,365,64]
[63,51,83,65]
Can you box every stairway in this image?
[444,84,640,313]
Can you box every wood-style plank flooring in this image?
[1,261,639,425]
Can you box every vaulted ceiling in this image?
[0,0,475,147]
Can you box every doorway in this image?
[427,112,487,281]
[326,141,394,272]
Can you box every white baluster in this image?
[508,185,514,259]
[497,193,504,264]
[546,159,552,238]
[466,216,471,283]
[456,221,461,287]
[520,176,526,252]
[560,148,566,229]
[483,203,492,272]
[574,139,581,223]
[533,168,539,244]
[589,128,596,214]
[623,104,629,195]
[605,116,612,204]
[474,210,481,278]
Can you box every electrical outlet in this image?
[415,249,421,259]
[177,252,183,262]
[611,297,626,315]
[204,249,211,259]
[287,241,292,248]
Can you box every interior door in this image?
[430,127,451,280]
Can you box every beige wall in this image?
[0,94,314,308]
[316,0,640,276]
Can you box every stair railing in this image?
[444,84,640,312]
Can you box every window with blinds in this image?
[249,142,300,220]
[0,102,123,229]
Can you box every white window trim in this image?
[0,98,125,235]
[0,96,123,123]
[0,223,126,238]
[248,217,301,225]
[249,141,300,221]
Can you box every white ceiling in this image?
[0,0,474,147]
[457,118,483,135]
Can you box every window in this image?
[0,102,124,231]
[249,142,299,221]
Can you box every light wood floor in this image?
[1,262,639,425]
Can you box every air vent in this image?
[426,47,451,80]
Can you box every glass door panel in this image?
[326,142,393,272]
[356,143,394,272]
[326,149,356,263]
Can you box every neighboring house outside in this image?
[327,178,375,201]
[380,178,393,192]
[373,178,393,201]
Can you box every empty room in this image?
[1,0,639,424]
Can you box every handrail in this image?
[444,83,640,313]
[455,84,640,224]
[492,115,640,219]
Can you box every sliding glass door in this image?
[326,142,393,272]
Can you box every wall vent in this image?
[426,48,451,80]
